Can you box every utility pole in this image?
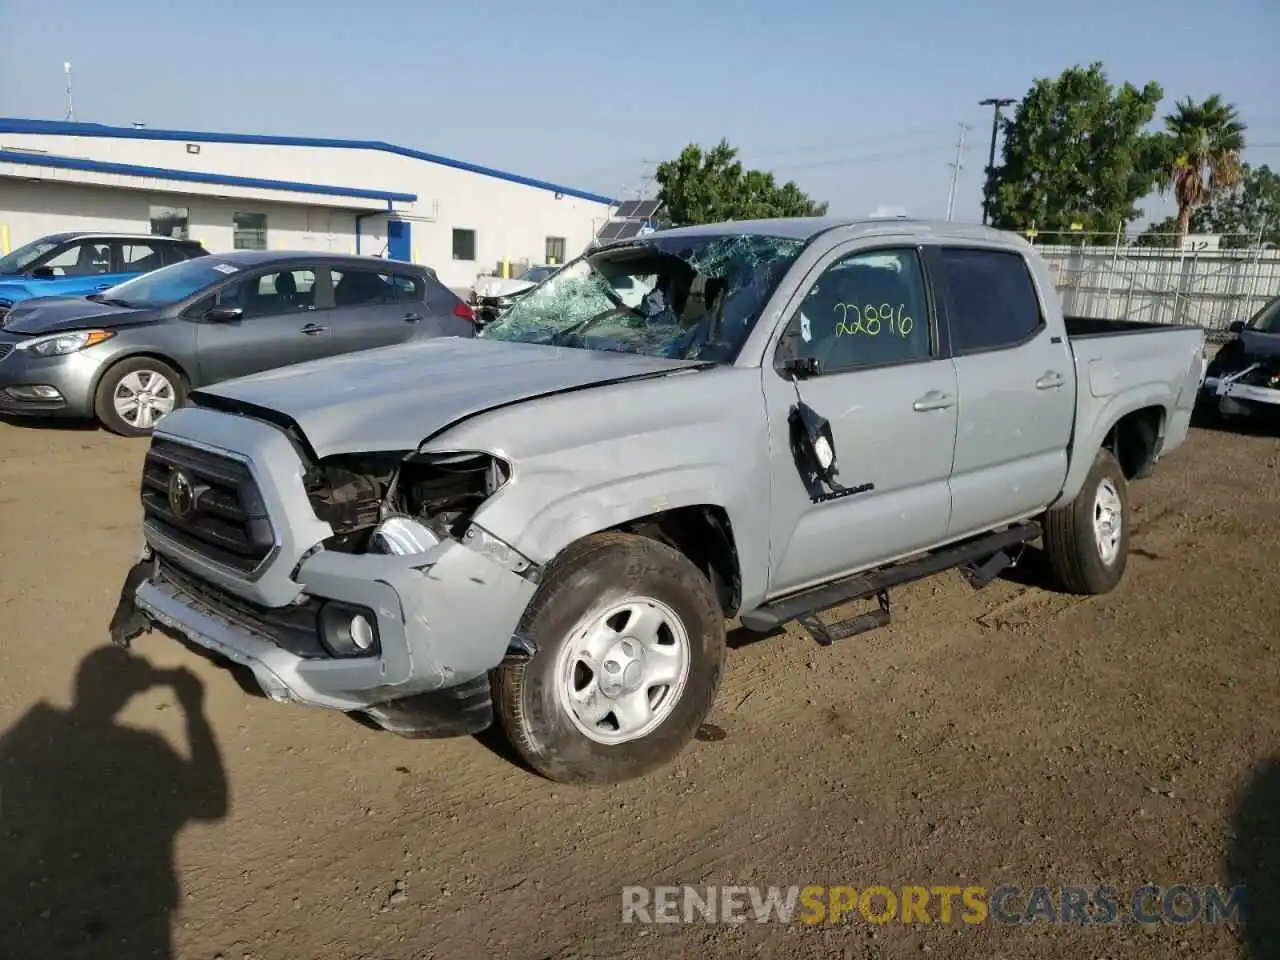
[979,97,1015,225]
[63,62,74,121]
[945,123,971,222]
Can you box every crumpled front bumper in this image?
[1203,371,1280,418]
[115,534,538,718]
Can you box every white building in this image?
[0,118,617,289]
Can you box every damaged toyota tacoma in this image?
[110,217,1207,784]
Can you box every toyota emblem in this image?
[168,470,195,518]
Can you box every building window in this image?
[150,205,189,240]
[234,212,268,250]
[452,228,476,261]
[545,236,566,265]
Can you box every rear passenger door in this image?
[326,265,421,354]
[937,246,1076,538]
[192,265,338,383]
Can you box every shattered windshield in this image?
[479,233,807,362]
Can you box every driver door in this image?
[763,243,958,596]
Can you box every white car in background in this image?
[472,264,561,301]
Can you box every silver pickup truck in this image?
[109,217,1207,784]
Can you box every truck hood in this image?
[0,295,157,334]
[189,336,705,458]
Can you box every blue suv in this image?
[0,232,208,323]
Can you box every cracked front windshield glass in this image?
[479,233,807,362]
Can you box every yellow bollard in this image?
[1,223,9,255]
[502,257,509,279]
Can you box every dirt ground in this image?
[1,415,1278,960]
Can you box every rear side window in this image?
[390,272,425,302]
[939,248,1044,354]
[330,268,397,308]
[117,242,164,272]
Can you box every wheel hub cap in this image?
[554,597,692,746]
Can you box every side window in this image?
[939,248,1044,354]
[329,268,397,308]
[38,241,112,277]
[117,243,164,273]
[184,294,215,319]
[220,268,317,318]
[160,243,200,266]
[390,273,425,302]
[779,248,932,375]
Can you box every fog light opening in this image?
[318,602,381,658]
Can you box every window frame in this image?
[452,228,476,262]
[771,243,944,379]
[545,236,566,265]
[934,245,1048,357]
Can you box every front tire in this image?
[494,532,726,785]
[1042,448,1130,595]
[94,357,186,437]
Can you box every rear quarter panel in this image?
[1055,326,1205,505]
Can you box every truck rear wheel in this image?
[494,532,726,785]
[1042,448,1130,595]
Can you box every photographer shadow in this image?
[0,645,228,959]
[1231,755,1280,959]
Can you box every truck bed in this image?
[1065,315,1199,338]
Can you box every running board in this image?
[740,522,1042,635]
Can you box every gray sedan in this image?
[0,250,477,436]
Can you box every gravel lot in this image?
[0,415,1277,960]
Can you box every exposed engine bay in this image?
[1204,331,1280,420]
[302,450,510,555]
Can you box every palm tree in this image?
[1162,95,1247,243]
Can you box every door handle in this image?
[912,390,956,412]
[1035,371,1066,390]
[300,323,327,336]
[403,312,421,323]
[94,282,112,290]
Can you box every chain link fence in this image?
[1026,231,1280,342]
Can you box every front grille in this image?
[155,556,327,659]
[141,439,276,575]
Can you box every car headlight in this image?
[15,329,116,357]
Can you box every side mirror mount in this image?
[29,266,55,279]
[203,306,244,323]
[1228,320,1245,335]
[782,356,820,380]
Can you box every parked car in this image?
[0,250,476,436]
[1200,294,1280,424]
[0,232,207,322]
[470,263,563,325]
[108,217,1205,784]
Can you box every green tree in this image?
[1160,95,1247,243]
[984,63,1167,239]
[1139,163,1277,248]
[655,140,828,226]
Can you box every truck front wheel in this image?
[494,532,726,785]
[1042,448,1130,595]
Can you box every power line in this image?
[946,123,972,222]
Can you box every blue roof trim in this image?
[0,147,417,203]
[0,118,618,206]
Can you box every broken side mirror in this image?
[788,399,839,487]
[1228,320,1245,335]
[782,356,820,379]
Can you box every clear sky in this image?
[1,0,1277,226]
